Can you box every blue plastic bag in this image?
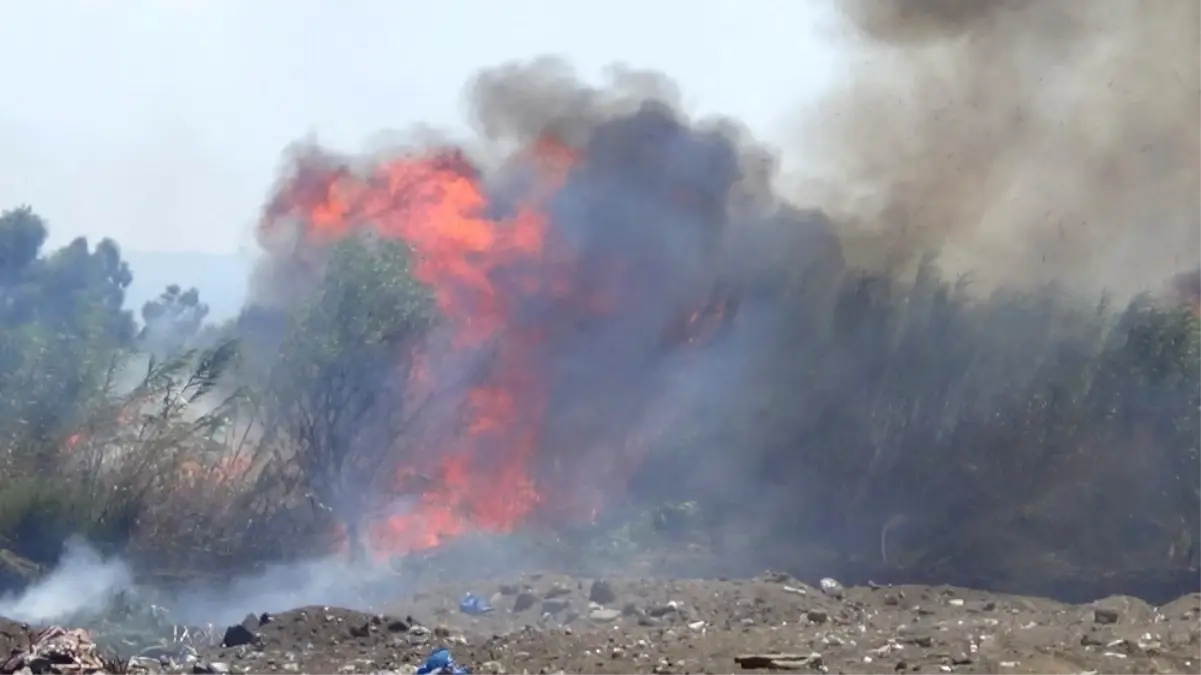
[417,647,472,675]
[458,592,493,615]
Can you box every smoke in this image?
[245,56,851,546]
[0,539,384,627]
[13,4,1180,620]
[0,538,131,624]
[790,0,1200,295]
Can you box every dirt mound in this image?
[181,575,1200,674]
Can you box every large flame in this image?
[261,138,633,556]
[263,130,730,552]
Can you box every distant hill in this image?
[121,250,255,321]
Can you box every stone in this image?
[514,592,538,613]
[589,608,622,622]
[221,624,258,648]
[589,579,617,605]
[541,599,571,615]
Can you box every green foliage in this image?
[0,207,136,456]
[0,199,1193,591]
[258,234,435,558]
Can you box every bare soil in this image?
[171,573,1200,674]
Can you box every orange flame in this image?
[263,133,738,558]
[264,139,590,556]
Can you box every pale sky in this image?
[0,0,842,254]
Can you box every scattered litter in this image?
[458,593,494,616]
[735,652,824,670]
[417,647,473,675]
[0,625,120,675]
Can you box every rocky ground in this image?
[4,572,1197,674]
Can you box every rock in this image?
[621,602,640,616]
[819,577,844,599]
[514,592,538,613]
[541,599,570,615]
[589,579,617,605]
[478,661,505,674]
[193,662,230,674]
[911,634,935,648]
[544,584,571,599]
[1094,607,1120,624]
[589,608,622,622]
[646,602,679,618]
[806,609,829,624]
[221,624,258,648]
[498,584,520,596]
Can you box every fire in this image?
[263,139,596,556]
[262,129,737,558]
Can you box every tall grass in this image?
[0,258,1195,585]
[650,258,1199,579]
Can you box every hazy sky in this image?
[0,0,841,254]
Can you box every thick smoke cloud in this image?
[791,0,1200,296]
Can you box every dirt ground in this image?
[2,573,1198,674]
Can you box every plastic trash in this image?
[458,592,494,615]
[417,647,472,675]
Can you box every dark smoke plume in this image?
[240,56,843,547]
[792,0,1200,296]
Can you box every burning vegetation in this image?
[255,99,760,557]
[0,0,1196,607]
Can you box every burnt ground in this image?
[59,573,1194,675]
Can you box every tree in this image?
[261,234,435,560]
[0,206,135,453]
[139,284,210,356]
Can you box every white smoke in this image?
[0,537,132,624]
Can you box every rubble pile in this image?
[0,625,121,675]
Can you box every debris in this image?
[735,652,824,670]
[459,593,494,616]
[0,625,120,675]
[417,647,472,675]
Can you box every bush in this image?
[651,257,1199,580]
[0,201,1194,592]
